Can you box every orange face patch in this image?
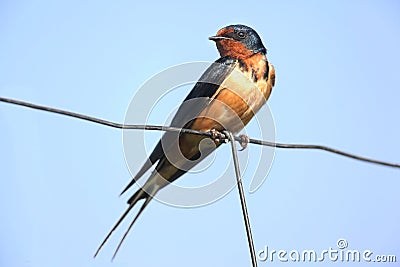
[216,27,234,36]
[216,40,253,59]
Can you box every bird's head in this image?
[209,24,266,59]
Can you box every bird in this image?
[94,24,276,259]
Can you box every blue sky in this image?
[1,0,399,266]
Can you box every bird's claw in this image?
[209,129,229,144]
[238,134,250,151]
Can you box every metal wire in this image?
[1,96,399,266]
[1,96,399,168]
[225,131,258,267]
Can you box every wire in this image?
[225,131,258,267]
[1,96,399,168]
[1,96,399,265]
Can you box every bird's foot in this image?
[238,134,250,151]
[209,129,229,144]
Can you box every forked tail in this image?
[94,183,160,259]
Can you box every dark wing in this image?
[169,56,236,128]
[120,57,236,195]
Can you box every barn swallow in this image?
[94,24,276,258]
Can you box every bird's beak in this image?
[209,36,231,41]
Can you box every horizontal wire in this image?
[1,96,399,168]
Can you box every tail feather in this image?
[112,193,154,260]
[120,140,165,196]
[94,184,159,259]
[120,159,153,196]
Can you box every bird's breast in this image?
[191,56,274,134]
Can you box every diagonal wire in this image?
[225,131,258,267]
[1,96,399,266]
[0,96,399,168]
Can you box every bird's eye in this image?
[237,31,246,39]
